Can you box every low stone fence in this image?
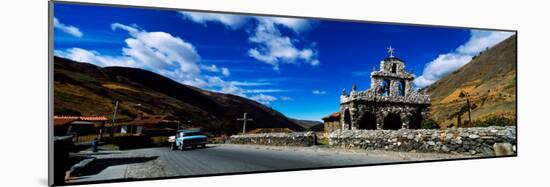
[329,126,516,156]
[229,131,316,146]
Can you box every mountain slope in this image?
[291,119,323,131]
[424,35,517,128]
[53,56,304,134]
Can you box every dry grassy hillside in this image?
[53,57,304,135]
[424,35,517,128]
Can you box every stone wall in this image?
[324,121,340,133]
[229,132,316,146]
[329,126,516,156]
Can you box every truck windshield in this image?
[183,132,203,136]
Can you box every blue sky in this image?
[53,3,515,121]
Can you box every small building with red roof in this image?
[322,112,341,133]
[53,115,108,138]
[116,113,178,136]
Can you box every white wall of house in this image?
[120,125,143,134]
[121,126,128,134]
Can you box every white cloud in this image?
[54,48,136,67]
[245,89,292,93]
[258,17,313,33]
[178,11,248,30]
[221,67,231,76]
[178,11,312,33]
[231,81,272,86]
[177,12,319,71]
[414,53,473,87]
[312,90,327,95]
[280,96,294,101]
[201,64,219,72]
[457,30,515,55]
[203,76,244,96]
[249,94,277,105]
[55,23,209,90]
[111,23,202,77]
[53,17,83,37]
[55,22,295,106]
[414,30,514,88]
[310,59,320,66]
[248,18,319,71]
[200,64,230,77]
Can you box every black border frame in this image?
[48,0,518,186]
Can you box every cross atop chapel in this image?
[387,46,395,57]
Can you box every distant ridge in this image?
[290,119,323,131]
[54,56,305,134]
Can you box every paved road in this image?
[68,144,409,184]
[134,144,397,176]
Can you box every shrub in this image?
[472,116,516,127]
[317,137,329,145]
[150,136,169,146]
[421,118,440,129]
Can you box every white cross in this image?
[387,46,395,57]
[237,112,253,134]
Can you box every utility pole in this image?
[176,120,190,131]
[110,99,119,141]
[134,103,142,114]
[186,120,191,129]
[237,112,253,134]
[466,98,471,125]
[459,91,472,126]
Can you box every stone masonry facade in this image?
[329,126,516,155]
[229,132,317,146]
[340,48,430,130]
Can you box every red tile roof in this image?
[53,116,108,126]
[54,118,78,127]
[79,116,108,121]
[322,112,341,120]
[54,116,79,120]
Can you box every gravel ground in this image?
[126,159,171,178]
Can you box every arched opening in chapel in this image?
[343,109,351,130]
[358,112,377,130]
[380,79,391,96]
[409,112,423,129]
[383,113,402,130]
[398,80,406,96]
